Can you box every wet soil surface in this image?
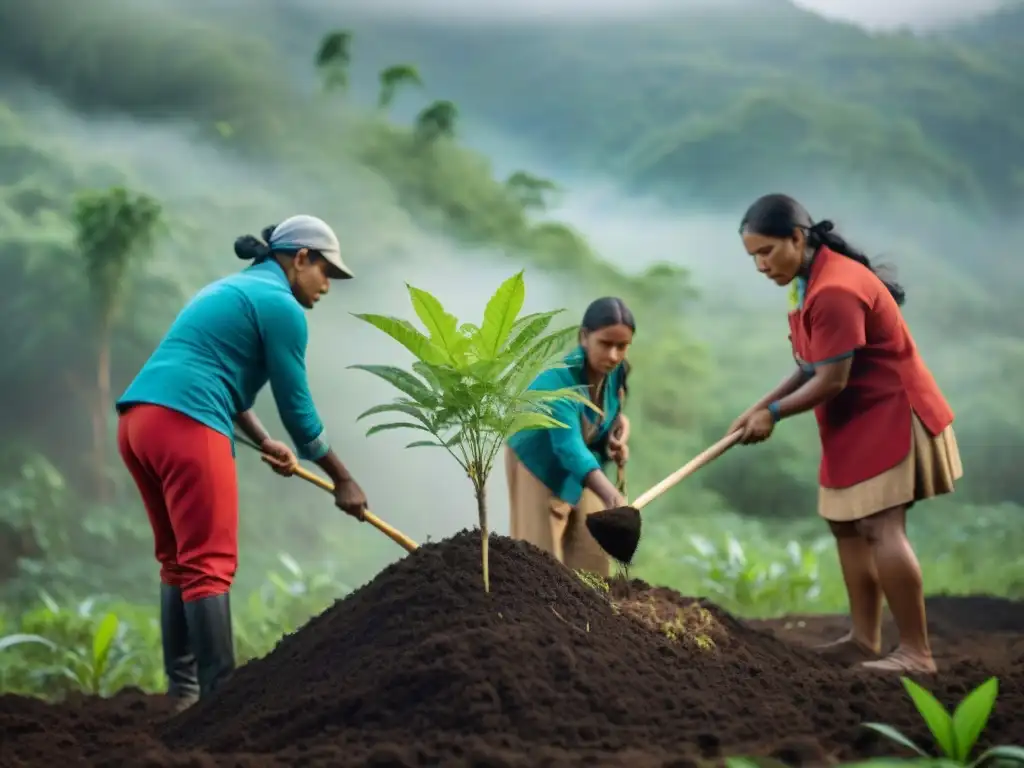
[2,530,1021,767]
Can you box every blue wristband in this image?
[767,401,782,423]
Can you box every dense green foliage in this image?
[1,0,1023,701]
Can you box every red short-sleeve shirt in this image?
[788,248,954,489]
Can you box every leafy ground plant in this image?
[861,676,1024,766]
[351,270,596,591]
[726,677,1024,768]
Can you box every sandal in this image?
[860,647,937,674]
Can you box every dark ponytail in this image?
[739,194,905,306]
[580,296,636,395]
[233,223,277,263]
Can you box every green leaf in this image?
[365,422,431,437]
[972,745,1024,766]
[351,313,447,365]
[477,270,526,360]
[529,385,603,415]
[407,285,465,364]
[862,723,928,757]
[0,633,57,652]
[502,309,562,358]
[347,364,438,405]
[903,677,956,758]
[92,612,119,670]
[506,411,569,437]
[406,440,446,449]
[952,677,998,761]
[355,401,432,426]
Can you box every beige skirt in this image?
[504,446,610,577]
[818,412,964,522]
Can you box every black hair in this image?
[739,193,905,306]
[580,296,636,395]
[234,224,277,263]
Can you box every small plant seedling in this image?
[351,270,598,591]
[863,676,1024,766]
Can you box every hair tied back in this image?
[233,234,271,262]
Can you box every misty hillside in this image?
[941,1,1024,50]
[293,2,1021,215]
[2,0,1020,218]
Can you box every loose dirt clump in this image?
[2,531,1024,767]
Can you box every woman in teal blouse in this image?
[505,297,634,576]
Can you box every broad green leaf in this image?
[347,364,438,405]
[952,677,998,761]
[92,612,119,669]
[502,309,562,358]
[0,633,56,652]
[862,723,928,757]
[903,677,956,758]
[406,440,446,449]
[366,422,430,437]
[973,745,1024,766]
[506,411,569,437]
[529,385,603,415]
[351,312,446,365]
[478,270,525,360]
[408,285,464,363]
[356,401,432,427]
[508,309,564,336]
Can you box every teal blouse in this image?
[506,346,626,505]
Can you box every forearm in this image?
[583,468,621,507]
[774,374,844,420]
[314,448,355,486]
[751,368,810,412]
[234,410,271,446]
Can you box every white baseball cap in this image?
[268,214,353,279]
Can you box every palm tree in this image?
[415,100,458,142]
[378,64,424,110]
[315,30,353,92]
[74,186,162,502]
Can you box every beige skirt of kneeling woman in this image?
[818,412,964,523]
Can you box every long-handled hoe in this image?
[585,431,742,565]
[235,434,418,553]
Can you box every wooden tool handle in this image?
[631,430,742,511]
[260,456,418,553]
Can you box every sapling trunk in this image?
[474,480,489,592]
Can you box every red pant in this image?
[117,404,239,602]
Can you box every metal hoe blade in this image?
[585,505,642,565]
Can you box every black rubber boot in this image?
[183,592,236,697]
[159,584,199,712]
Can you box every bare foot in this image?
[860,646,936,674]
[813,633,881,665]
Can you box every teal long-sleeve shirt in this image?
[116,259,330,460]
[506,347,625,506]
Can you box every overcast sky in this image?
[306,0,1009,30]
[795,0,1006,28]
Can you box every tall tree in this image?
[74,186,162,502]
[315,30,353,92]
[378,64,424,110]
[415,100,458,142]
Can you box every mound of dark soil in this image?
[2,531,1024,767]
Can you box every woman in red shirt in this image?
[729,193,963,674]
